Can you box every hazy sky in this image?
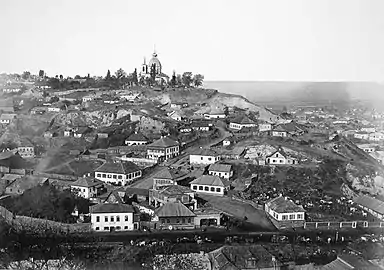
[1,0,384,81]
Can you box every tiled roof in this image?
[190,175,226,187]
[153,167,188,181]
[125,132,148,142]
[147,136,179,148]
[191,148,219,156]
[71,177,104,188]
[321,255,382,270]
[230,115,255,125]
[353,195,384,215]
[160,185,194,196]
[90,203,134,214]
[95,161,141,174]
[266,196,305,213]
[155,201,196,217]
[209,245,282,270]
[104,190,124,204]
[208,164,232,173]
[124,187,149,197]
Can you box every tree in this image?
[170,71,177,87]
[115,68,127,79]
[182,72,193,87]
[105,70,111,81]
[74,75,81,79]
[176,74,182,86]
[132,68,138,86]
[38,70,45,77]
[193,74,204,87]
[21,71,31,80]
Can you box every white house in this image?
[125,132,148,146]
[63,129,73,137]
[361,126,376,133]
[189,148,221,165]
[354,132,370,140]
[147,136,179,161]
[229,115,257,130]
[90,203,138,232]
[191,121,211,132]
[168,111,183,121]
[369,132,384,142]
[204,109,226,120]
[94,161,142,186]
[258,121,272,132]
[353,195,384,221]
[356,144,376,153]
[82,95,94,103]
[265,149,298,165]
[0,113,16,124]
[271,126,288,137]
[265,196,306,229]
[208,164,233,180]
[190,175,229,196]
[120,93,140,102]
[222,136,236,146]
[70,177,104,199]
[47,107,61,113]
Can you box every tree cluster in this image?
[169,72,204,88]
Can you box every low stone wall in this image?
[32,171,78,181]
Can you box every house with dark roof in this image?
[321,254,382,270]
[208,164,233,180]
[146,136,179,161]
[94,161,142,186]
[189,148,221,165]
[194,206,222,228]
[265,195,306,229]
[90,203,138,232]
[190,175,230,196]
[222,136,236,146]
[104,190,124,204]
[229,115,257,130]
[154,201,196,230]
[152,167,189,190]
[204,109,226,120]
[265,148,298,165]
[209,245,283,270]
[191,120,212,132]
[149,184,196,210]
[353,195,384,220]
[16,138,35,158]
[70,177,105,199]
[124,131,149,146]
[258,120,272,132]
[5,176,48,195]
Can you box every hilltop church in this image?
[139,51,169,84]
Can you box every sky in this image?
[1,0,384,81]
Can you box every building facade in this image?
[265,196,306,229]
[94,161,142,186]
[147,136,179,161]
[190,175,228,196]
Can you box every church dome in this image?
[148,52,162,74]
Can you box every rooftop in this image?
[90,203,134,214]
[71,177,104,188]
[191,148,219,156]
[190,175,228,187]
[321,254,382,270]
[147,136,179,148]
[353,195,384,215]
[95,161,141,174]
[160,185,194,196]
[208,164,232,173]
[125,132,148,142]
[155,201,196,218]
[153,167,188,181]
[266,196,305,213]
[230,115,255,125]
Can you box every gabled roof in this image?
[322,254,382,270]
[208,164,232,173]
[190,175,227,187]
[160,185,194,196]
[153,167,188,181]
[125,132,148,142]
[230,115,255,125]
[155,201,196,217]
[266,148,290,159]
[90,203,134,214]
[95,161,141,174]
[124,187,149,197]
[147,136,179,148]
[266,196,305,213]
[209,245,282,270]
[353,195,384,215]
[71,177,104,188]
[104,190,124,204]
[191,148,219,156]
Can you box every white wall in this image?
[71,185,90,198]
[125,140,147,146]
[191,184,224,196]
[190,155,220,165]
[268,209,305,221]
[95,170,141,185]
[91,212,135,231]
[208,170,232,179]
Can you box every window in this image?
[104,227,109,231]
[107,174,112,178]
[208,157,212,161]
[105,216,108,222]
[282,215,288,220]
[97,173,101,177]
[96,227,99,231]
[113,175,117,179]
[289,214,295,220]
[125,215,128,221]
[176,219,180,224]
[192,185,197,190]
[166,219,170,223]
[96,216,100,222]
[102,174,106,178]
[124,226,128,230]
[204,187,209,191]
[216,188,221,193]
[111,216,114,222]
[201,157,203,160]
[210,187,215,192]
[161,219,165,224]
[182,218,185,223]
[118,175,122,179]
[279,160,283,163]
[297,213,304,220]
[116,226,121,230]
[199,186,203,190]
[116,216,120,222]
[188,218,191,223]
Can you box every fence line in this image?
[304,220,383,230]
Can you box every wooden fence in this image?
[304,220,384,230]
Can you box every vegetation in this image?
[0,185,89,223]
